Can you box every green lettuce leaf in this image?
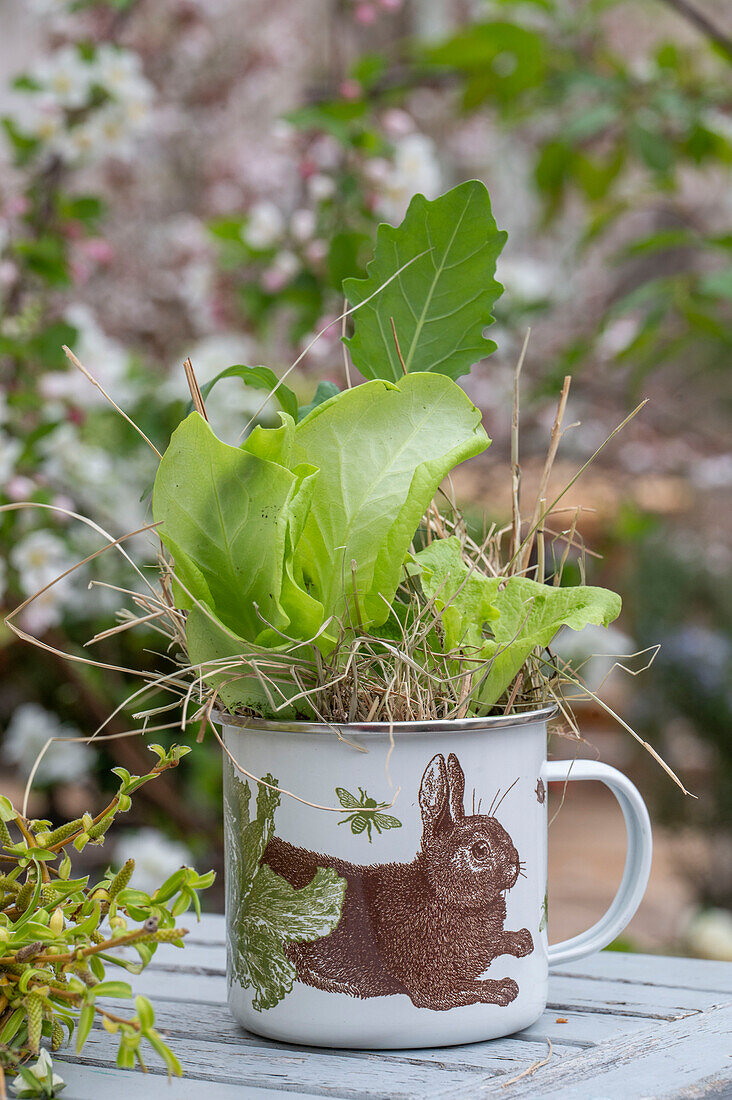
[414,537,622,708]
[185,606,309,718]
[290,373,490,630]
[152,412,322,644]
[343,180,506,382]
[197,364,299,422]
[475,577,622,707]
[415,536,499,652]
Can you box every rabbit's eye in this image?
[471,840,490,861]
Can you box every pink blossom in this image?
[80,238,115,265]
[62,221,84,241]
[0,261,18,287]
[51,494,75,519]
[339,79,362,101]
[6,476,35,502]
[70,258,92,286]
[354,3,377,25]
[379,0,402,10]
[381,108,413,137]
[5,196,30,218]
[305,239,328,265]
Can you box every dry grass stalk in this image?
[519,374,571,573]
[502,1038,553,1088]
[183,357,208,420]
[511,329,530,563]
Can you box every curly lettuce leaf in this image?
[152,412,322,644]
[344,180,506,382]
[476,577,622,707]
[290,373,490,630]
[414,537,622,708]
[415,535,499,652]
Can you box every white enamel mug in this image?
[221,707,652,1049]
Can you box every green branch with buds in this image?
[0,744,214,1097]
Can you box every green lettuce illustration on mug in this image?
[224,756,346,1011]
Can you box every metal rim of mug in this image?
[215,704,558,737]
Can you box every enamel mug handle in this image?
[542,760,653,966]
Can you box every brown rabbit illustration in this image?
[263,753,533,1010]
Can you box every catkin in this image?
[108,859,134,900]
[42,819,83,847]
[52,1018,64,1051]
[25,992,43,1053]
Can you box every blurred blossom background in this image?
[0,0,730,958]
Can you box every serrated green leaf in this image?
[477,577,622,706]
[344,180,506,382]
[415,537,621,707]
[196,364,299,422]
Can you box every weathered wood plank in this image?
[507,1001,732,1099]
[129,955,726,1025]
[51,1059,315,1100]
[516,1005,650,1047]
[554,951,732,995]
[101,997,580,1070]
[69,1028,513,1098]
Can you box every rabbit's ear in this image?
[446,753,465,821]
[419,754,450,842]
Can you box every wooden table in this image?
[54,913,732,1099]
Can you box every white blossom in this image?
[686,908,732,961]
[83,104,139,161]
[499,256,555,302]
[114,828,192,896]
[91,45,151,105]
[10,529,74,595]
[290,208,317,242]
[262,249,299,292]
[243,201,285,250]
[309,134,341,170]
[0,431,21,485]
[20,585,71,635]
[15,94,65,148]
[33,46,94,110]
[376,133,441,224]
[597,317,639,359]
[3,702,92,785]
[40,305,133,408]
[12,1049,66,1099]
[307,174,336,202]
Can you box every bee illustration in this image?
[336,787,402,843]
